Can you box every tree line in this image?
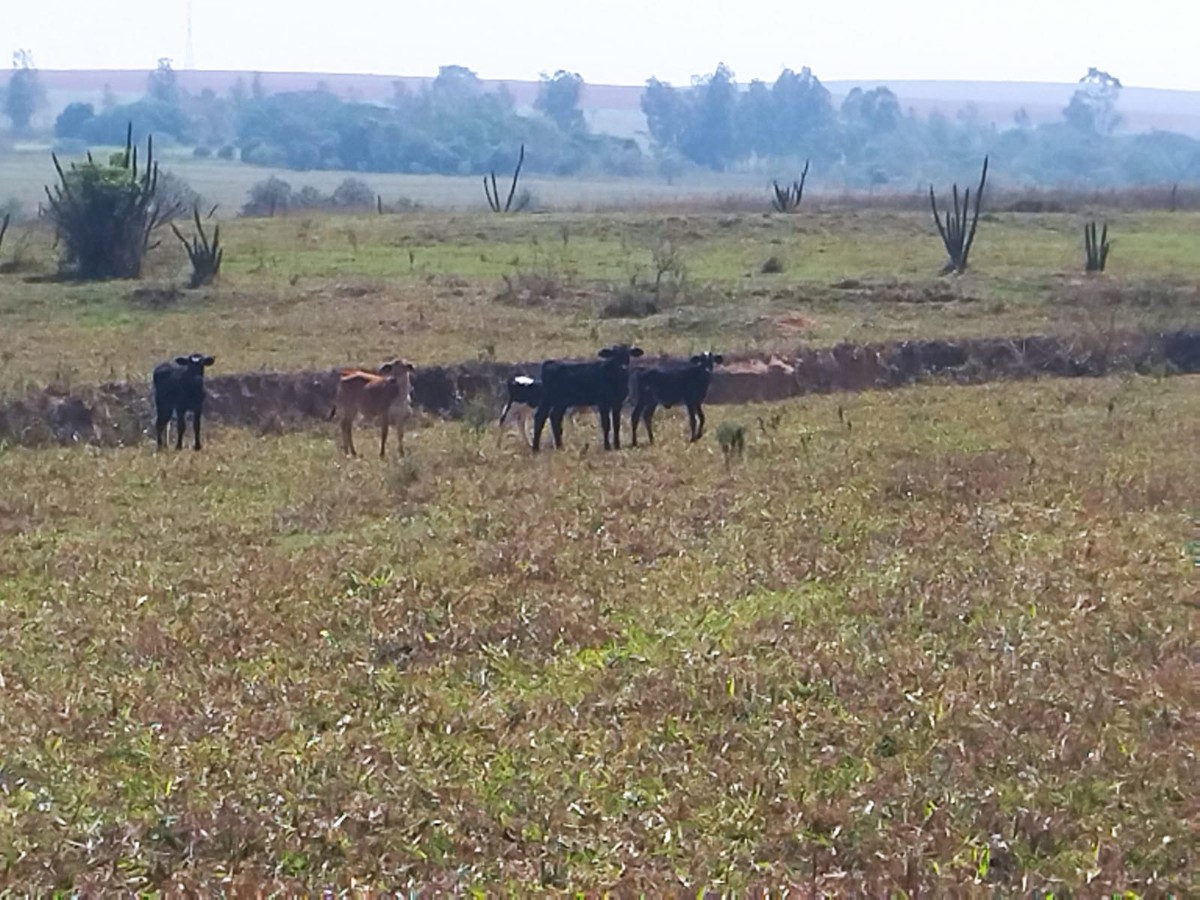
[640,64,1200,188]
[5,55,1199,189]
[43,62,642,179]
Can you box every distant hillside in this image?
[9,69,1200,138]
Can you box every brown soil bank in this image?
[2,330,1197,449]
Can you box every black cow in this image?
[153,353,215,450]
[496,374,542,447]
[532,344,644,452]
[630,352,724,447]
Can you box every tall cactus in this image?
[929,156,989,275]
[484,144,528,213]
[1084,221,1111,273]
[43,123,184,279]
[172,205,223,288]
[771,159,810,213]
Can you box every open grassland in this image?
[0,189,1197,891]
[2,207,1198,395]
[0,375,1196,893]
[0,149,774,218]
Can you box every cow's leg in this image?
[518,408,533,448]
[644,402,658,445]
[175,407,186,450]
[551,408,567,449]
[630,400,644,447]
[155,404,171,449]
[691,403,705,442]
[379,415,389,459]
[395,417,406,457]
[342,418,357,457]
[192,404,203,450]
[496,400,512,447]
[598,407,612,450]
[610,404,622,450]
[532,404,550,452]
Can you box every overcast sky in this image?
[5,0,1197,91]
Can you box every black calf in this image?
[532,344,644,452]
[631,352,724,446]
[153,353,215,450]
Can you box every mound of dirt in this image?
[2,330,1197,449]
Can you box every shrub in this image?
[241,176,293,217]
[600,289,659,319]
[293,185,328,209]
[44,125,185,280]
[332,177,375,209]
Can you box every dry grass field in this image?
[0,186,1197,893]
[1,202,1197,392]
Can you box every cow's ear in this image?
[175,356,190,366]
[690,354,703,364]
[713,354,724,364]
[203,356,215,367]
[405,362,416,371]
[630,347,644,357]
[598,348,613,358]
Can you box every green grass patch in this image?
[0,377,1195,892]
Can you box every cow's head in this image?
[597,344,644,366]
[690,352,724,371]
[378,358,417,376]
[175,353,215,370]
[379,358,417,402]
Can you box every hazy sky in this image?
[5,0,1198,91]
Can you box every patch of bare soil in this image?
[831,278,979,304]
[127,284,186,309]
[774,312,820,335]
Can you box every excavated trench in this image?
[1,330,1197,449]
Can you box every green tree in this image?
[55,101,96,139]
[641,77,688,152]
[736,79,776,158]
[841,86,900,135]
[147,58,181,105]
[1063,67,1122,135]
[4,50,46,136]
[681,63,738,170]
[767,67,835,157]
[535,70,585,134]
[431,65,482,106]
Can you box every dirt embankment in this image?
[2,330,1197,449]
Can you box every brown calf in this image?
[329,358,417,458]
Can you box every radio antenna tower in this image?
[184,0,196,69]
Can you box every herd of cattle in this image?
[151,344,725,455]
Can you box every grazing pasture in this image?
[0,190,1196,893]
[0,204,1197,394]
